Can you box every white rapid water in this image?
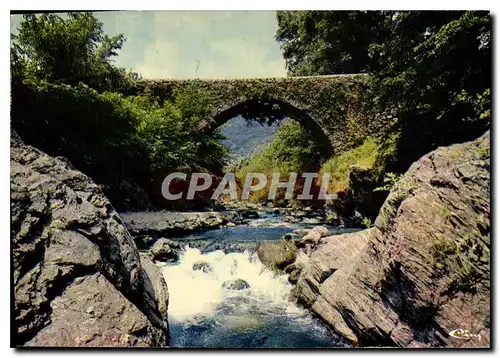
[159,245,344,348]
[159,246,304,324]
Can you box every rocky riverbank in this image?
[120,210,239,237]
[283,131,490,348]
[10,128,490,348]
[11,131,169,347]
[119,203,332,252]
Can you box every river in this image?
[158,211,353,348]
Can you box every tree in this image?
[10,12,229,210]
[369,11,491,167]
[276,10,388,75]
[275,10,491,169]
[11,12,133,91]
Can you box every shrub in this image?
[319,138,379,193]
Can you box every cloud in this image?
[11,11,287,79]
[135,34,286,79]
[128,11,286,79]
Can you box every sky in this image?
[10,11,287,79]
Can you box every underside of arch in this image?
[202,98,334,158]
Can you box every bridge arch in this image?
[201,97,334,158]
[130,74,393,155]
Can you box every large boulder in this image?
[140,254,170,321]
[294,131,491,348]
[257,241,297,271]
[11,132,169,347]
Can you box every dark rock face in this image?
[222,279,251,291]
[192,261,213,274]
[150,238,180,262]
[284,263,303,285]
[11,132,169,347]
[293,131,491,348]
[348,165,387,221]
[133,235,157,250]
[281,232,299,242]
[323,166,388,228]
[240,209,260,219]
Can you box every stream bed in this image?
[158,211,353,348]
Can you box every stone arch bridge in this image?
[129,74,393,157]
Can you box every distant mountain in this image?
[220,115,282,160]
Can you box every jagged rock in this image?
[192,261,213,274]
[288,270,301,285]
[294,229,373,308]
[284,263,303,285]
[11,131,168,347]
[348,164,385,220]
[150,238,180,262]
[24,273,165,347]
[222,279,251,291]
[293,131,491,348]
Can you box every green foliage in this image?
[361,217,372,229]
[276,10,491,170]
[132,84,228,172]
[432,231,490,292]
[276,11,388,75]
[12,78,229,209]
[319,138,379,193]
[369,11,491,167]
[10,12,229,210]
[11,13,137,91]
[11,79,152,209]
[238,120,322,175]
[231,120,322,204]
[374,172,400,192]
[234,120,322,203]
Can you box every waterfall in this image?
[160,246,300,323]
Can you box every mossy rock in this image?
[256,241,297,271]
